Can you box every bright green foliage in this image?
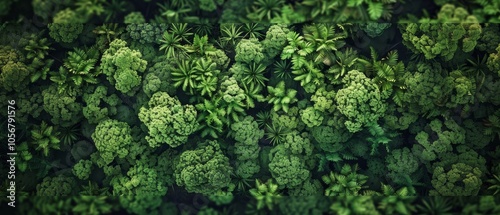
[300,107,324,128]
[127,23,168,44]
[0,60,30,92]
[263,110,302,145]
[111,159,168,215]
[220,77,247,122]
[264,120,292,145]
[230,62,269,89]
[282,132,314,156]
[174,140,233,195]
[400,5,482,61]
[487,43,500,77]
[193,58,219,97]
[311,125,351,153]
[74,0,106,20]
[322,164,369,196]
[36,175,77,196]
[232,115,264,146]
[303,24,347,66]
[375,184,417,215]
[280,31,311,65]
[262,24,290,59]
[205,48,230,70]
[93,24,125,47]
[359,48,406,106]
[12,89,44,124]
[91,119,133,165]
[190,34,217,56]
[16,142,33,172]
[365,122,398,155]
[132,43,156,62]
[0,45,24,65]
[298,0,394,22]
[241,79,266,109]
[268,143,311,188]
[124,11,146,24]
[219,25,244,48]
[325,48,361,84]
[231,116,264,178]
[0,46,30,92]
[430,163,483,196]
[400,62,447,118]
[273,107,303,131]
[171,58,220,95]
[267,81,298,113]
[50,47,100,92]
[386,147,420,185]
[139,91,198,148]
[383,104,418,131]
[196,97,227,138]
[21,32,53,62]
[431,145,487,177]
[249,179,282,211]
[159,27,193,59]
[199,0,224,12]
[281,28,327,92]
[329,196,380,215]
[470,0,500,22]
[246,0,284,21]
[208,183,235,206]
[443,70,476,107]
[335,70,386,133]
[100,39,147,95]
[42,85,83,127]
[414,118,466,162]
[48,9,84,43]
[82,86,120,124]
[235,38,265,64]
[72,196,114,215]
[142,57,176,96]
[72,159,93,180]
[30,121,61,156]
[310,87,336,113]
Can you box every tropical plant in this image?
[249,179,282,210]
[159,32,191,59]
[247,0,285,21]
[266,81,298,113]
[31,121,61,156]
[264,122,291,145]
[196,97,227,138]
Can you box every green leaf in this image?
[347,0,364,7]
[367,2,384,20]
[31,73,42,83]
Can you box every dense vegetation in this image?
[1,0,500,214]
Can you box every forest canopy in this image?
[1,0,500,214]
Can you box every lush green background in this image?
[1,0,500,214]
